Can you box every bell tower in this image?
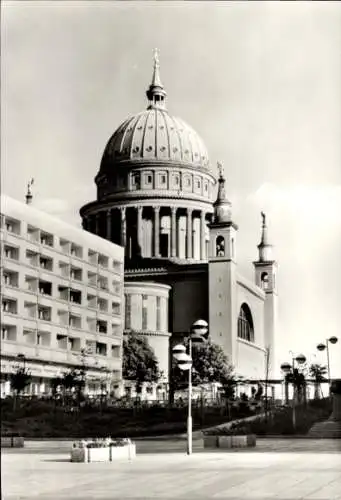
[208,163,238,360]
[253,212,278,376]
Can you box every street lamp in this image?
[172,319,208,456]
[316,336,338,391]
[280,352,306,429]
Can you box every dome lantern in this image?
[146,48,167,110]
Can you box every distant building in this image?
[0,195,124,398]
[79,52,278,386]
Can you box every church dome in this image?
[99,50,209,174]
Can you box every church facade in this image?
[80,52,278,386]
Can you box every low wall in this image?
[1,436,24,448]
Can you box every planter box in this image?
[218,436,232,449]
[203,434,256,449]
[203,436,218,448]
[1,436,24,448]
[70,444,136,463]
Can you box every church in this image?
[79,52,278,389]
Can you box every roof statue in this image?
[217,161,224,179]
[25,178,34,205]
[261,211,266,227]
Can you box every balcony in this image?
[70,243,83,259]
[57,334,68,350]
[87,317,96,333]
[1,324,17,341]
[39,280,52,296]
[98,254,109,269]
[69,315,81,330]
[88,272,97,287]
[60,238,70,254]
[96,320,107,334]
[87,294,97,309]
[59,262,69,278]
[113,260,122,273]
[98,298,108,313]
[27,225,40,243]
[98,276,109,291]
[2,298,17,315]
[2,270,19,288]
[4,245,19,261]
[96,342,107,356]
[112,303,121,316]
[37,331,51,347]
[70,289,82,305]
[26,250,39,267]
[68,336,81,352]
[111,346,120,358]
[23,329,37,345]
[88,250,98,266]
[24,301,37,318]
[38,306,51,322]
[57,310,68,326]
[39,256,53,272]
[112,281,121,295]
[70,266,82,281]
[40,231,54,247]
[4,217,21,235]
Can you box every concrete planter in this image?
[203,434,256,449]
[1,436,24,448]
[70,444,136,463]
[203,435,218,448]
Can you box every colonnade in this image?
[82,205,213,261]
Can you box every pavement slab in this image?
[2,439,341,500]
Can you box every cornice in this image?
[124,329,171,338]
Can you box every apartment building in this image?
[0,195,124,398]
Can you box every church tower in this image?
[208,164,238,360]
[253,213,278,376]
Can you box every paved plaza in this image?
[2,439,341,500]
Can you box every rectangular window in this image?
[142,295,148,330]
[147,174,152,184]
[125,294,131,330]
[161,175,166,184]
[156,296,161,331]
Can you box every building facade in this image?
[79,52,279,384]
[0,195,125,397]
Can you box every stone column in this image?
[95,213,100,236]
[186,208,193,259]
[154,206,160,257]
[120,207,126,249]
[106,209,112,241]
[137,206,143,257]
[171,207,177,258]
[200,211,206,260]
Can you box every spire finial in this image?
[257,211,273,261]
[217,161,224,180]
[153,47,160,68]
[25,178,34,205]
[146,48,167,109]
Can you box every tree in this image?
[9,367,31,410]
[309,363,328,399]
[171,341,235,391]
[123,333,161,394]
[285,368,306,404]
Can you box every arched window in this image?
[238,303,254,342]
[216,235,225,257]
[261,272,269,290]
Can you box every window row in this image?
[1,325,120,358]
[1,217,122,271]
[130,170,210,195]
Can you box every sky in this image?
[1,1,341,377]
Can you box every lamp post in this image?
[280,352,306,430]
[317,336,338,392]
[172,319,208,456]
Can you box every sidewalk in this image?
[2,445,341,499]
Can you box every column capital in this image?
[154,205,161,213]
[186,207,193,215]
[106,208,112,215]
[171,206,177,215]
[120,206,126,216]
